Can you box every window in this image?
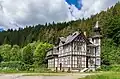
[74,45,77,51]
[96,58,100,65]
[72,56,78,68]
[95,39,99,44]
[77,43,82,51]
[90,48,94,55]
[67,56,70,65]
[77,56,82,68]
[89,58,95,66]
[96,47,100,55]
[55,58,58,67]
[48,59,54,68]
[87,49,90,54]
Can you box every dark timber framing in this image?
[46,21,102,72]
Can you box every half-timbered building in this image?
[46,21,102,72]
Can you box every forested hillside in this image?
[0,2,120,71]
[0,3,120,47]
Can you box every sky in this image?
[0,0,119,30]
[65,0,82,10]
[0,28,4,32]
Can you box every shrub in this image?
[0,61,33,71]
[100,65,120,71]
[110,65,120,71]
[101,65,112,71]
[0,61,24,69]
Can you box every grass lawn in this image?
[22,72,72,76]
[80,72,120,79]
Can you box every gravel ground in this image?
[0,73,92,79]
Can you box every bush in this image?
[101,65,112,71]
[0,61,24,69]
[0,67,18,73]
[0,61,53,72]
[101,65,120,71]
[110,65,120,71]
[0,61,33,71]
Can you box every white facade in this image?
[46,22,102,72]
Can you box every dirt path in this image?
[0,73,93,79]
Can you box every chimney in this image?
[84,31,87,37]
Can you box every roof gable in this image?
[58,31,90,46]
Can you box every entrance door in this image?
[86,56,90,68]
[60,63,62,70]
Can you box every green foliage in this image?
[101,65,120,72]
[0,67,18,73]
[101,39,120,65]
[0,55,3,63]
[0,2,120,71]
[0,3,120,47]
[34,42,53,66]
[110,65,120,72]
[10,45,21,61]
[0,41,53,71]
[106,16,120,45]
[33,68,53,73]
[0,44,12,61]
[0,61,24,70]
[21,44,34,65]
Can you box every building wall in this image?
[72,56,86,69]
[57,43,72,71]
[87,46,99,70]
[48,58,54,68]
[93,38,101,68]
[48,57,58,71]
[47,33,101,71]
[71,38,87,70]
[57,56,72,71]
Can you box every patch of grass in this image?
[80,72,120,79]
[0,67,69,76]
[23,73,69,76]
[0,67,54,74]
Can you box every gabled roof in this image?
[64,31,80,45]
[58,31,90,46]
[47,31,92,53]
